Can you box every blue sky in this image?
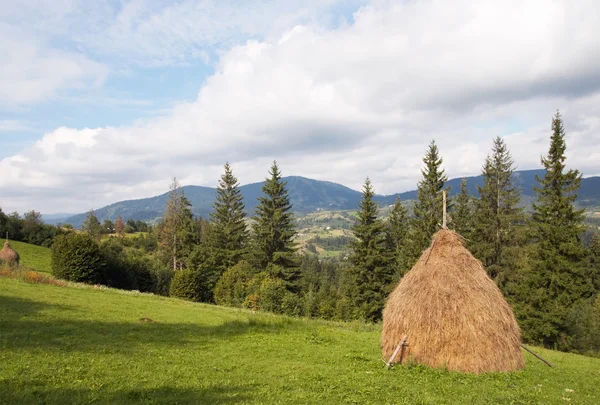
[1,0,600,214]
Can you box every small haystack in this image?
[0,240,20,266]
[381,229,524,374]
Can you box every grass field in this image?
[7,240,52,273]
[1,279,600,404]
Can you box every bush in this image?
[565,295,600,356]
[127,256,158,293]
[51,233,106,284]
[99,238,133,289]
[258,276,286,313]
[214,261,256,307]
[169,270,204,302]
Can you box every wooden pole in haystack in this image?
[442,190,447,229]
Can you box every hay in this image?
[381,229,524,374]
[0,240,20,267]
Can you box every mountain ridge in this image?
[49,169,600,228]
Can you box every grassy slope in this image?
[1,280,600,405]
[7,239,52,273]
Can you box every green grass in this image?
[7,239,52,273]
[1,279,600,404]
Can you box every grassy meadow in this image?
[2,278,600,404]
[6,239,52,273]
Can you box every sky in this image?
[1,0,600,215]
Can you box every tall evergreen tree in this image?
[408,140,449,264]
[210,162,249,271]
[587,233,600,294]
[348,178,395,322]
[386,196,410,278]
[516,111,593,348]
[251,161,299,290]
[451,178,473,238]
[471,137,525,284]
[158,178,195,270]
[82,209,103,238]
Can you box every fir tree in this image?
[82,209,103,238]
[158,178,195,270]
[471,137,525,284]
[408,140,449,264]
[516,111,593,348]
[451,178,473,238]
[348,178,394,322]
[250,161,299,290]
[210,162,249,271]
[587,233,600,294]
[386,196,410,278]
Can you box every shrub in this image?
[126,256,157,293]
[214,261,256,307]
[565,295,600,356]
[258,276,286,313]
[169,270,204,302]
[51,233,106,284]
[100,238,133,289]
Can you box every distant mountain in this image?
[41,213,77,222]
[53,170,600,229]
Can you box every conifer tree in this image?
[158,178,195,270]
[588,233,600,294]
[386,196,410,278]
[408,140,449,264]
[251,161,299,290]
[471,137,525,284]
[451,178,473,238]
[348,178,394,322]
[516,111,593,347]
[82,209,103,238]
[210,163,248,271]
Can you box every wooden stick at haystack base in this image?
[385,335,408,369]
[521,345,553,367]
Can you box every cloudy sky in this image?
[1,0,600,214]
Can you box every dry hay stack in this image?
[0,240,20,266]
[381,229,524,374]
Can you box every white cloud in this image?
[1,0,600,213]
[0,23,108,106]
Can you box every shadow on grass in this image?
[0,295,297,353]
[0,380,254,405]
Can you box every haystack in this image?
[381,229,524,374]
[0,240,20,266]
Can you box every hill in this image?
[2,278,600,404]
[52,170,600,228]
[7,240,52,273]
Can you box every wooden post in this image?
[386,335,407,368]
[442,190,447,229]
[521,345,553,367]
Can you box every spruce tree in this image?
[471,137,525,284]
[386,196,410,278]
[452,178,473,238]
[251,161,299,290]
[158,178,195,270]
[408,140,449,264]
[516,111,593,348]
[348,178,394,322]
[82,209,103,238]
[587,234,600,293]
[210,162,249,271]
